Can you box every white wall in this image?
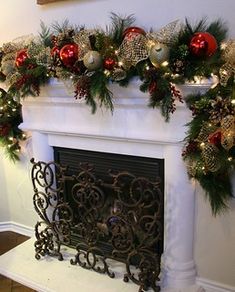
[0,150,10,222]
[0,0,235,288]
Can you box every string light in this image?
[104,69,110,77]
[161,61,169,67]
[228,157,233,161]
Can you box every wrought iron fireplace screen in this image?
[31,148,164,292]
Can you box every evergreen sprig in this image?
[183,80,235,215]
[107,12,135,45]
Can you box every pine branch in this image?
[90,71,113,112]
[197,173,233,215]
[39,21,52,47]
[107,12,135,45]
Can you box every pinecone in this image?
[209,96,235,123]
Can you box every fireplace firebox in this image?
[31,147,164,292]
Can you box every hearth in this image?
[31,147,164,291]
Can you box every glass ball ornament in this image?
[189,32,218,57]
[60,44,79,67]
[15,49,28,67]
[208,131,222,146]
[123,26,146,40]
[83,50,102,71]
[149,43,170,67]
[103,57,117,70]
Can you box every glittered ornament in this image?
[15,49,28,67]
[103,57,117,70]
[189,32,218,57]
[149,43,170,67]
[201,143,220,172]
[219,40,235,86]
[221,115,235,150]
[83,51,102,71]
[73,29,95,61]
[117,34,148,69]
[147,20,181,46]
[60,44,79,67]
[123,27,146,40]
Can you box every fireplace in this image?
[20,78,208,291]
[31,146,165,291]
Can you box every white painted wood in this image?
[0,221,34,237]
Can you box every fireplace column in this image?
[161,144,203,292]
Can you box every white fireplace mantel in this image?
[18,78,210,292]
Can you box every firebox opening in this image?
[54,147,164,259]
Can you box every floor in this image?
[0,231,35,292]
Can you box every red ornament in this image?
[51,46,60,57]
[189,32,218,57]
[0,124,11,137]
[208,130,222,145]
[103,57,117,70]
[59,44,79,67]
[123,26,146,40]
[15,49,28,67]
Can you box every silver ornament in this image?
[83,50,102,71]
[149,43,169,67]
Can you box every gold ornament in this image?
[196,123,213,142]
[221,115,235,150]
[149,43,169,67]
[83,50,102,71]
[219,40,235,86]
[117,34,148,69]
[201,143,221,172]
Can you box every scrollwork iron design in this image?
[31,158,163,292]
[31,158,73,260]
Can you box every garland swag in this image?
[0,14,234,214]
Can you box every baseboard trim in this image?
[0,221,34,237]
[196,277,235,292]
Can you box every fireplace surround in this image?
[20,78,209,291]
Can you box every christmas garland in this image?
[0,14,234,214]
[0,88,26,161]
